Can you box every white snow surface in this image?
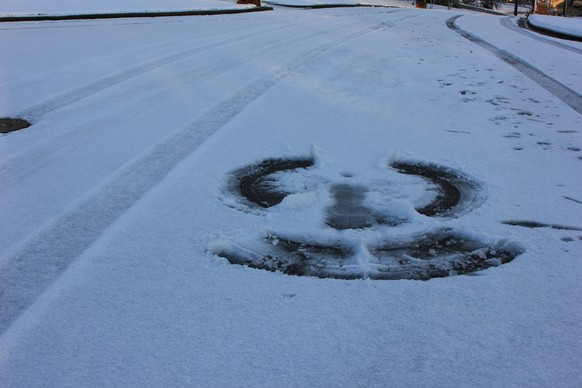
[0,0,252,17]
[0,0,412,17]
[265,0,409,6]
[528,14,582,38]
[1,5,582,387]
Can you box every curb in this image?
[525,18,582,42]
[0,6,273,23]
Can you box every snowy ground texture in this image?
[528,14,582,39]
[0,0,253,16]
[1,2,582,387]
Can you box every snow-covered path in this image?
[1,8,581,387]
[458,14,582,97]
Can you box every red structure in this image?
[237,0,261,6]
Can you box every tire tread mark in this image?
[447,15,582,115]
[499,17,582,55]
[18,24,292,122]
[0,20,392,336]
[0,25,338,195]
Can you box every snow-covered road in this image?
[1,7,581,387]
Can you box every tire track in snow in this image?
[0,12,418,189]
[447,15,582,115]
[499,17,582,56]
[16,23,292,123]
[0,19,397,336]
[0,23,347,195]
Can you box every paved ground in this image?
[1,7,581,387]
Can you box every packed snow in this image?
[1,3,581,387]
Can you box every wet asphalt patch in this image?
[215,156,523,280]
[391,162,463,217]
[234,158,314,208]
[0,118,30,133]
[325,183,404,230]
[501,220,582,231]
[215,230,522,281]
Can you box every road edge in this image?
[0,6,273,23]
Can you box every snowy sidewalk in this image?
[0,0,264,21]
[0,0,406,21]
[0,0,254,16]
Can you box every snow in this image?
[1,3,582,387]
[264,0,409,6]
[0,0,252,17]
[456,14,582,95]
[528,14,582,39]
